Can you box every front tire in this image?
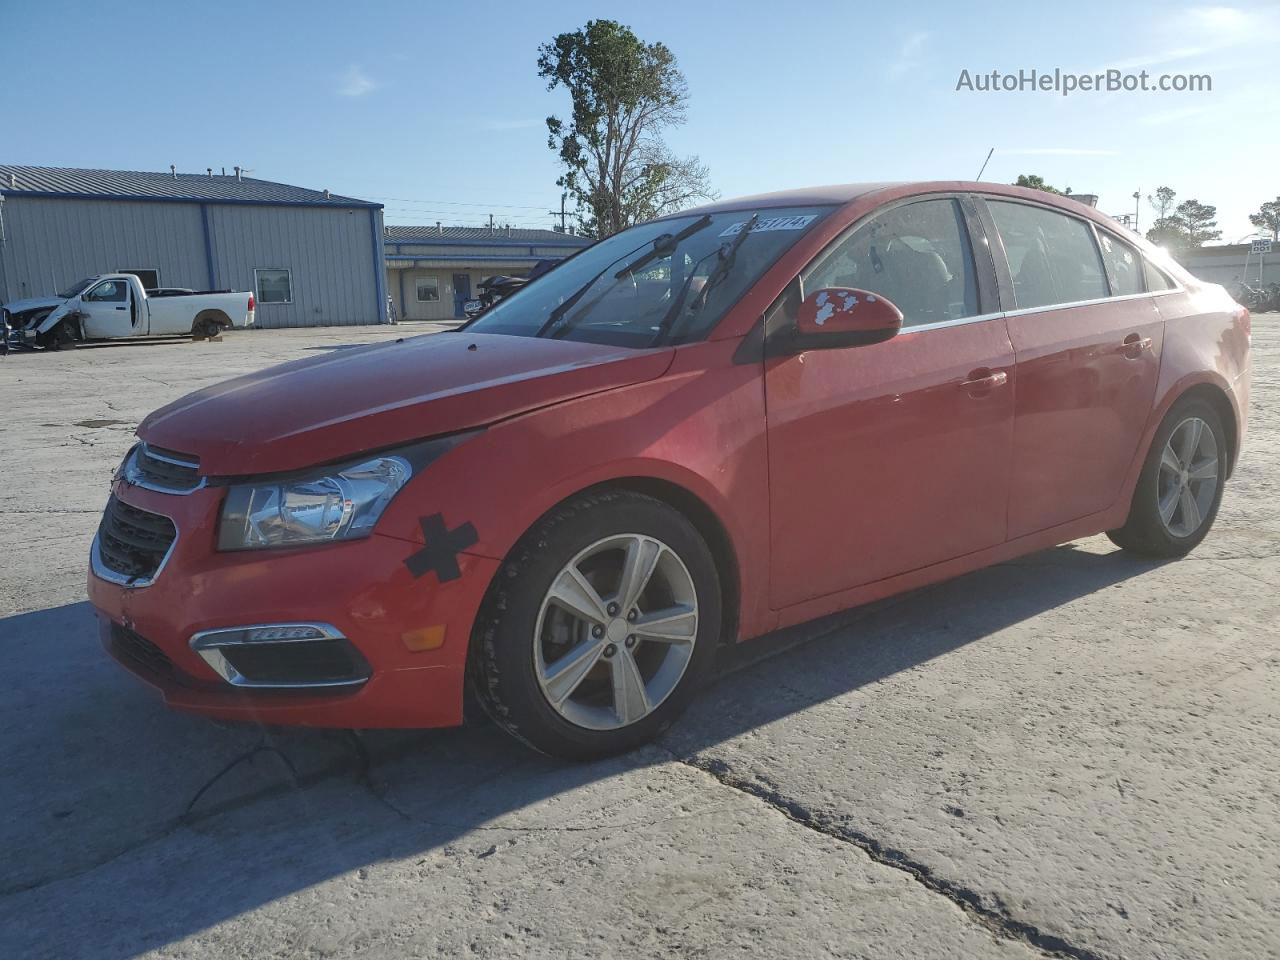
[472,490,722,760]
[1107,396,1227,557]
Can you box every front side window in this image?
[255,268,293,304]
[804,198,980,327]
[85,280,127,302]
[988,200,1108,309]
[1097,231,1143,296]
[465,205,833,347]
[416,278,440,302]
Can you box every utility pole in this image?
[1133,190,1141,234]
[488,213,495,231]
[549,192,568,232]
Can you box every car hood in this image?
[138,332,675,475]
[3,295,63,315]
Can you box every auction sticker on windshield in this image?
[719,215,817,236]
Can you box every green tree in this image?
[1013,174,1071,196]
[1146,216,1186,248]
[1174,199,1222,248]
[538,20,715,238]
[1248,197,1280,240]
[1148,186,1177,221]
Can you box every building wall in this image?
[0,195,207,301]
[1179,250,1280,286]
[390,266,531,322]
[207,204,384,328]
[0,195,386,328]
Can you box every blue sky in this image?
[7,0,1277,240]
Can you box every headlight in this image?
[216,435,472,551]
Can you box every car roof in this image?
[672,180,1112,219]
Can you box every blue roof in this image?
[0,164,380,208]
[385,224,591,248]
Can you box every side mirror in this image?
[793,287,902,349]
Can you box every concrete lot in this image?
[1,320,1276,959]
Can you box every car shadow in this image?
[0,542,1167,957]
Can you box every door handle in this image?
[114,306,127,310]
[961,369,1008,393]
[1119,333,1153,358]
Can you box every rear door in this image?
[979,198,1163,539]
[764,195,1015,609]
[78,278,138,339]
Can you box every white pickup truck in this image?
[7,274,255,348]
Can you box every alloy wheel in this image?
[1157,416,1219,538]
[534,534,699,731]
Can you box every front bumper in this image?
[88,479,498,728]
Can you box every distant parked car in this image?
[90,181,1250,759]
[464,259,565,318]
[15,274,254,347]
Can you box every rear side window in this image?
[1143,258,1177,291]
[1097,231,1143,296]
[988,200,1108,309]
[804,198,979,328]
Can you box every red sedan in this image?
[89,182,1251,759]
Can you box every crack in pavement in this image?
[673,750,1109,960]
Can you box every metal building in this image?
[385,225,591,321]
[0,165,386,328]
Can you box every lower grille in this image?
[96,496,177,584]
[110,624,176,680]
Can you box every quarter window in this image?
[988,200,1109,309]
[85,280,128,302]
[1097,231,1144,297]
[416,278,440,302]
[804,198,980,327]
[1143,258,1177,291]
[255,268,293,304]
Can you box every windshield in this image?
[466,206,832,347]
[58,278,94,299]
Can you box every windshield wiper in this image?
[535,215,715,340]
[652,213,759,345]
[534,236,665,338]
[612,215,711,279]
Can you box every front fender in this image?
[376,337,774,641]
[34,301,73,334]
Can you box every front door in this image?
[452,274,471,319]
[79,278,137,339]
[764,197,1015,609]
[982,199,1163,538]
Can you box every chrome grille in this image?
[131,443,202,492]
[95,496,177,584]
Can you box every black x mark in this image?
[404,513,479,583]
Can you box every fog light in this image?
[190,622,371,689]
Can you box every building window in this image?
[119,269,160,290]
[255,268,293,304]
[416,278,440,302]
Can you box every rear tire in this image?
[472,490,722,760]
[1107,396,1227,558]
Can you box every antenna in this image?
[975,147,995,181]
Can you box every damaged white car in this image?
[3,273,255,349]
